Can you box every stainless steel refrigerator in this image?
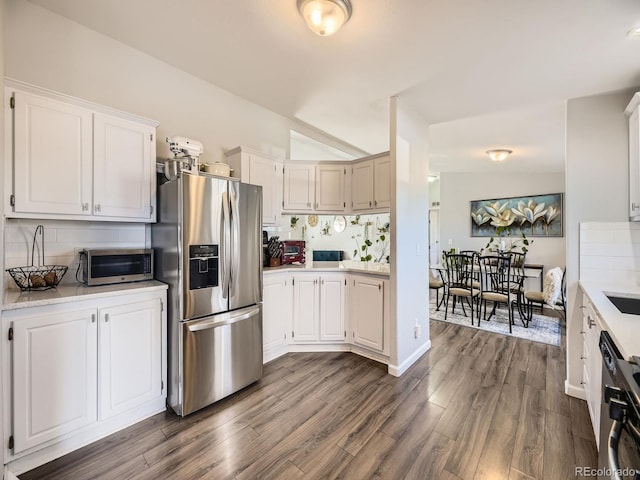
[152,171,263,416]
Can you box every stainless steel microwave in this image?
[79,248,154,286]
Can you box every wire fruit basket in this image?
[6,225,68,291]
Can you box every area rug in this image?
[429,296,562,346]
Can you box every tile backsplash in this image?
[266,213,390,262]
[580,222,640,284]
[4,219,147,289]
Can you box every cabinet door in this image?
[373,155,391,209]
[320,274,346,341]
[263,274,291,357]
[249,154,282,225]
[12,308,97,454]
[284,164,315,211]
[292,275,319,342]
[93,113,155,220]
[629,107,640,219]
[12,91,93,215]
[99,299,163,420]
[315,165,346,211]
[583,302,602,444]
[351,161,374,211]
[351,276,384,351]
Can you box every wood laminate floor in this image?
[20,317,596,480]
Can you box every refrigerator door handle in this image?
[229,189,240,298]
[220,191,231,298]
[186,306,261,332]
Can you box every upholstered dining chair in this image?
[523,267,566,322]
[478,254,517,332]
[443,251,480,324]
[429,268,446,311]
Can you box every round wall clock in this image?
[333,216,347,233]
[307,215,319,227]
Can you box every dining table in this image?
[430,262,542,327]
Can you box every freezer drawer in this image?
[181,305,263,416]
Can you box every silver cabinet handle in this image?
[95,204,101,212]
[82,203,89,211]
[633,202,639,211]
[91,314,96,323]
[369,201,372,207]
[588,317,596,328]
[105,313,109,323]
[374,200,377,206]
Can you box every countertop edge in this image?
[2,280,168,311]
[263,265,390,277]
[579,280,640,360]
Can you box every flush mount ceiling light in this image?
[486,149,513,162]
[627,27,640,38]
[297,0,353,36]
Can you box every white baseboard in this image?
[5,464,21,480]
[387,340,432,377]
[565,380,586,400]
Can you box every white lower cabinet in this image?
[581,294,603,447]
[262,273,292,362]
[263,270,387,360]
[292,273,321,342]
[291,272,346,344]
[350,275,385,352]
[98,300,163,420]
[319,274,346,341]
[2,287,166,473]
[12,308,98,454]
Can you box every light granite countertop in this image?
[579,280,640,360]
[2,280,168,311]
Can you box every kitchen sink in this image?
[606,295,640,315]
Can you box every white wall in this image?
[565,88,636,397]
[389,97,430,375]
[3,0,364,164]
[439,171,566,271]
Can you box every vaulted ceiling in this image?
[27,0,640,171]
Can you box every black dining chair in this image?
[478,254,517,332]
[443,251,480,324]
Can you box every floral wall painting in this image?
[470,193,563,237]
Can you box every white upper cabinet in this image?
[315,165,346,211]
[373,155,391,209]
[93,113,155,220]
[352,161,374,210]
[5,82,159,222]
[225,146,283,225]
[283,163,315,212]
[11,91,93,216]
[351,152,390,212]
[626,93,640,220]
[283,162,349,213]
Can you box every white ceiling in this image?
[27,0,640,172]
